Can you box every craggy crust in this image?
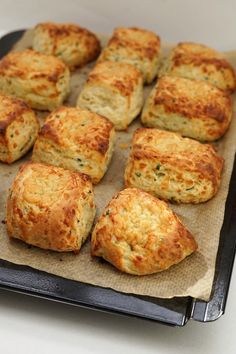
[0,49,70,111]
[77,61,144,130]
[141,75,233,141]
[32,106,116,184]
[0,94,39,163]
[98,27,161,84]
[160,42,236,93]
[124,128,224,204]
[6,162,96,252]
[33,22,101,70]
[91,188,197,275]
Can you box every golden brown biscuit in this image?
[33,22,101,70]
[98,27,161,84]
[32,106,115,183]
[0,94,39,163]
[6,162,96,252]
[91,188,197,275]
[77,61,144,130]
[141,75,233,141]
[160,42,236,93]
[0,49,70,111]
[124,128,224,204]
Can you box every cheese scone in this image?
[98,27,161,84]
[6,162,96,252]
[33,22,101,70]
[0,94,39,163]
[141,76,233,141]
[0,49,70,111]
[77,61,143,130]
[124,128,224,204]
[32,106,115,183]
[160,42,236,93]
[91,188,197,275]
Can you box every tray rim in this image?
[0,29,236,326]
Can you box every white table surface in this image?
[0,1,236,353]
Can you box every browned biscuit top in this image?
[0,49,68,82]
[91,187,197,275]
[0,93,32,134]
[166,42,236,92]
[6,162,94,251]
[172,42,232,68]
[35,22,101,63]
[108,27,160,61]
[152,76,232,123]
[87,61,143,96]
[39,106,114,156]
[132,128,224,193]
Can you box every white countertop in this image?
[0,1,236,353]
[0,269,236,354]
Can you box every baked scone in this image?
[0,94,39,163]
[141,75,233,141]
[91,188,197,275]
[6,162,96,252]
[77,61,144,130]
[124,128,224,204]
[98,27,161,84]
[160,42,236,93]
[0,49,70,111]
[33,22,101,70]
[32,106,115,183]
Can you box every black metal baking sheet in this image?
[0,29,236,326]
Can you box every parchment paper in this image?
[0,30,236,301]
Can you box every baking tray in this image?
[0,29,236,326]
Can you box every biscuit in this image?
[6,162,96,252]
[98,27,161,84]
[141,75,233,141]
[32,106,115,183]
[77,61,144,130]
[91,188,197,275]
[160,42,236,93]
[0,49,70,111]
[0,94,39,163]
[124,128,224,204]
[33,22,101,70]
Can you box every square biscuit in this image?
[98,27,161,84]
[77,61,144,130]
[0,94,39,163]
[124,128,224,204]
[6,162,96,252]
[32,106,115,184]
[141,75,233,141]
[33,22,101,70]
[91,187,197,275]
[0,49,70,111]
[160,42,236,93]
